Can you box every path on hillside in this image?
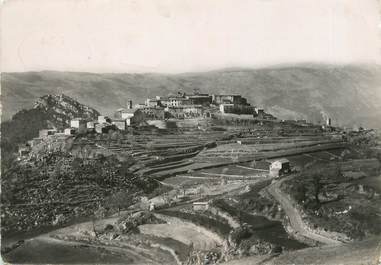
[267,175,342,245]
[3,233,168,265]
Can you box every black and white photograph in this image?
[1,0,381,264]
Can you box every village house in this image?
[98,116,112,124]
[254,107,264,117]
[219,104,256,115]
[140,107,165,120]
[86,121,98,130]
[269,158,291,177]
[120,109,135,119]
[111,119,126,130]
[182,105,204,117]
[192,201,209,211]
[145,98,162,108]
[28,138,43,147]
[115,108,146,125]
[165,93,190,107]
[70,118,87,133]
[18,144,30,156]
[95,123,114,134]
[70,118,86,128]
[212,94,248,105]
[39,129,57,138]
[169,96,190,107]
[187,93,212,106]
[134,103,147,109]
[167,105,204,119]
[296,119,307,124]
[64,128,76,135]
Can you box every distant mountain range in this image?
[2,64,381,128]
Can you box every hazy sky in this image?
[1,0,380,73]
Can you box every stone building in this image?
[95,123,114,134]
[98,116,112,124]
[39,129,57,138]
[64,128,76,135]
[28,138,43,147]
[187,94,212,106]
[87,121,98,130]
[18,144,30,156]
[192,202,209,211]
[212,94,248,105]
[219,104,255,115]
[145,98,162,108]
[70,118,86,128]
[70,118,87,133]
[111,119,126,130]
[269,158,290,177]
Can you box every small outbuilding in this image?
[87,121,98,130]
[28,138,43,147]
[18,144,30,156]
[39,129,57,138]
[64,128,76,135]
[269,158,290,177]
[192,202,209,211]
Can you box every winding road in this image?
[267,174,342,245]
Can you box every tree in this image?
[92,205,106,237]
[311,174,322,208]
[295,184,307,204]
[105,191,131,216]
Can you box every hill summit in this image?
[32,94,100,127]
[1,94,99,168]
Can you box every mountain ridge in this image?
[2,64,381,128]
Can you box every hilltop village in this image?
[22,91,330,153]
[3,92,381,265]
[45,91,273,134]
[19,91,334,181]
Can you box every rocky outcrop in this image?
[1,94,100,169]
[33,94,99,128]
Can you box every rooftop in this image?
[187,94,211,98]
[193,202,209,205]
[270,158,290,164]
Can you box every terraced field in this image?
[4,123,362,265]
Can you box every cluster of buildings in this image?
[18,91,271,156]
[115,91,267,121]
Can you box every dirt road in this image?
[222,236,381,265]
[3,217,178,265]
[268,175,342,245]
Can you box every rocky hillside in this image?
[32,94,100,127]
[2,64,381,128]
[1,94,99,169]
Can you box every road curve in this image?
[268,175,342,245]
